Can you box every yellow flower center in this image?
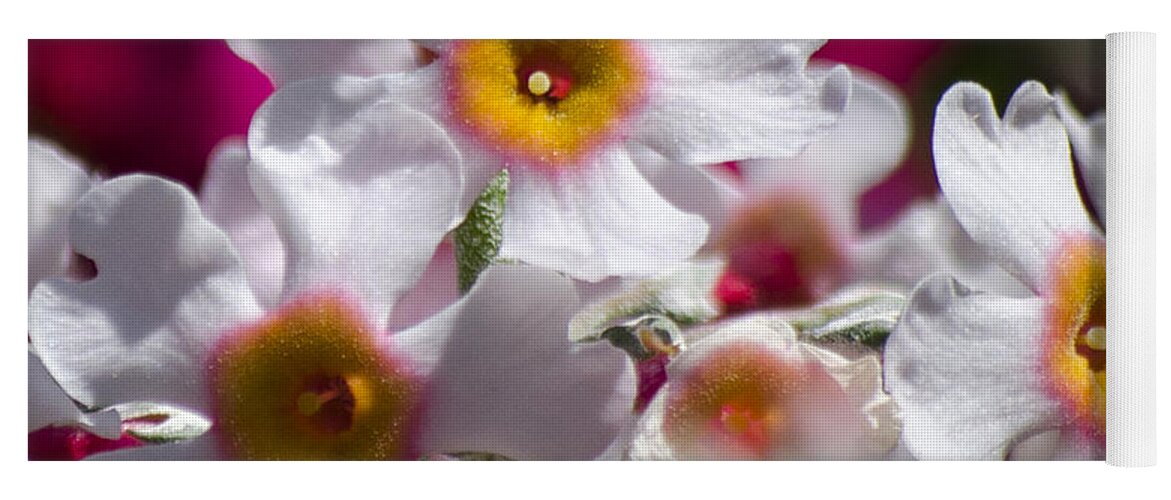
[1042,236,1106,442]
[208,294,422,460]
[663,342,801,459]
[444,40,649,167]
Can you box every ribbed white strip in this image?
[1106,32,1156,467]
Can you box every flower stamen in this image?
[527,71,552,97]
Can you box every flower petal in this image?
[739,66,910,230]
[500,147,708,282]
[392,264,636,460]
[28,350,121,439]
[249,94,464,329]
[386,238,460,333]
[199,138,284,308]
[884,274,1062,460]
[1054,91,1106,226]
[659,316,896,460]
[644,40,827,81]
[227,39,429,87]
[628,144,742,239]
[28,139,95,292]
[1007,427,1103,460]
[29,175,263,412]
[853,199,1032,297]
[636,40,850,164]
[932,81,1100,291]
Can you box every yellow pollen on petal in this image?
[209,294,422,460]
[1042,236,1106,441]
[444,40,649,167]
[527,70,552,96]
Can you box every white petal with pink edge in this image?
[933,81,1099,292]
[29,175,263,413]
[884,274,1061,460]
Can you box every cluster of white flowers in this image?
[28,40,1105,461]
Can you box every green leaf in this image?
[785,288,907,348]
[453,170,509,293]
[114,402,212,443]
[569,258,724,344]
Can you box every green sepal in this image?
[453,170,509,293]
[786,288,907,348]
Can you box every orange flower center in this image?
[444,40,648,167]
[1042,235,1106,442]
[208,294,422,460]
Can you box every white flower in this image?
[853,198,1031,299]
[884,82,1105,460]
[1054,91,1106,226]
[608,314,898,460]
[29,349,120,439]
[28,139,97,292]
[702,67,907,310]
[227,40,432,87]
[198,138,285,308]
[241,40,851,282]
[29,105,633,459]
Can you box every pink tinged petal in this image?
[86,434,220,460]
[852,199,1032,298]
[1054,92,1106,226]
[28,139,95,292]
[249,97,463,329]
[29,175,263,413]
[500,148,709,282]
[635,40,850,164]
[28,350,121,439]
[199,138,285,308]
[386,238,460,333]
[739,66,911,232]
[227,40,430,87]
[628,144,742,239]
[932,81,1100,292]
[391,265,636,460]
[884,275,1062,460]
[651,318,894,460]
